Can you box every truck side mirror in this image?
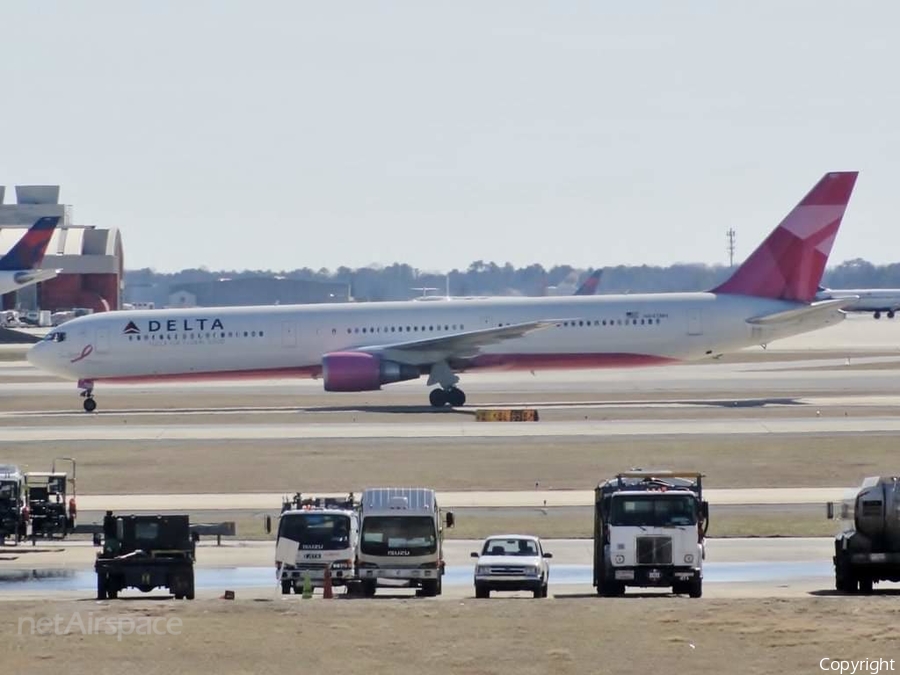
[264,515,272,534]
[470,552,479,558]
[826,502,834,520]
[542,552,553,559]
[191,531,200,543]
[446,511,455,529]
[701,502,709,520]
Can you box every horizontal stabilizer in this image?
[746,298,857,326]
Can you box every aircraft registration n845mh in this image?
[27,172,859,412]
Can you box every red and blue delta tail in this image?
[574,269,603,296]
[712,172,858,303]
[0,217,60,271]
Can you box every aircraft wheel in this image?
[874,312,881,319]
[889,311,895,319]
[447,387,466,407]
[83,397,97,413]
[429,388,448,407]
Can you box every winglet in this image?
[712,172,858,303]
[574,269,602,296]
[0,217,60,271]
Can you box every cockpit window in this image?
[43,332,66,343]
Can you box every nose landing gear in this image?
[78,379,97,413]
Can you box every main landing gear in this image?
[874,311,896,319]
[429,387,466,408]
[78,379,97,412]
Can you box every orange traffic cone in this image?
[323,566,333,599]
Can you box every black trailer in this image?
[95,512,196,600]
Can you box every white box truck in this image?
[356,487,454,597]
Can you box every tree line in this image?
[123,258,897,305]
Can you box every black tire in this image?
[84,398,97,412]
[96,574,107,600]
[185,568,195,600]
[475,585,490,599]
[429,389,447,407]
[447,387,466,407]
[362,580,377,598]
[108,586,119,600]
[422,579,439,597]
[859,578,873,594]
[688,579,703,599]
[281,580,292,595]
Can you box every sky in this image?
[0,1,897,273]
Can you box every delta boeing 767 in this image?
[28,172,859,412]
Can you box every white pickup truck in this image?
[471,534,552,598]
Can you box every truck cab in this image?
[273,493,359,595]
[594,471,708,598]
[0,465,26,545]
[356,487,454,597]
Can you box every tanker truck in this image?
[830,476,900,594]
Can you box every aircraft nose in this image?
[26,341,52,371]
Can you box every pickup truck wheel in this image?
[541,583,549,598]
[475,585,490,599]
[281,580,292,595]
[108,586,119,600]
[362,580,377,598]
[859,578,873,594]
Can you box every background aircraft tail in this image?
[712,172,857,303]
[0,216,59,271]
[574,269,602,295]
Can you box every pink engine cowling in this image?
[322,351,420,392]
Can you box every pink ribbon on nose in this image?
[70,344,94,363]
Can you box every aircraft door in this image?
[95,327,110,353]
[687,309,703,336]
[281,321,297,348]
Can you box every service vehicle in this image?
[0,464,27,544]
[593,470,708,598]
[95,512,195,600]
[24,458,77,540]
[471,534,552,598]
[830,475,900,593]
[270,492,359,594]
[356,487,454,597]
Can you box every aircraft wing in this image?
[746,298,857,326]
[356,319,565,366]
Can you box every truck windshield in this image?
[610,495,697,527]
[278,513,351,550]
[360,516,436,556]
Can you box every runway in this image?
[70,487,850,511]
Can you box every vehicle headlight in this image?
[527,566,540,576]
[476,566,490,575]
[684,554,694,564]
[614,555,625,564]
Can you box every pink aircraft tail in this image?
[712,172,858,303]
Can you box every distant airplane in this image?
[0,217,61,297]
[574,270,602,296]
[815,286,900,319]
[27,172,859,412]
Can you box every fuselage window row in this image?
[128,330,265,343]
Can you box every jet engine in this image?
[322,352,421,392]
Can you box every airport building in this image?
[0,185,123,314]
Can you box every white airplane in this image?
[815,286,900,319]
[0,217,61,296]
[27,172,859,412]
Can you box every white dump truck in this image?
[271,493,360,595]
[356,487,454,597]
[830,476,900,593]
[593,470,709,598]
